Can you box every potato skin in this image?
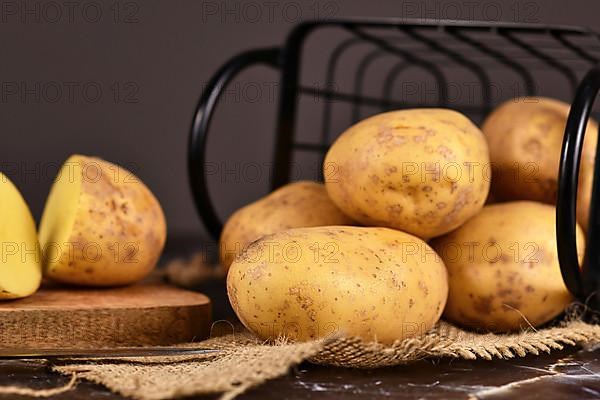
[220,181,354,270]
[324,109,490,239]
[227,226,448,344]
[44,156,167,286]
[482,97,598,231]
[431,201,583,332]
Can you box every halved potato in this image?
[0,173,42,299]
[39,155,167,286]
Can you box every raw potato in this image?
[39,155,167,286]
[227,226,448,344]
[324,109,490,239]
[482,97,598,231]
[0,173,42,299]
[431,201,583,332]
[220,181,354,270]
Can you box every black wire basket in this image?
[188,18,600,311]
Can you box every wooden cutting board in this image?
[0,282,212,350]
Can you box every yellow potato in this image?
[324,109,490,239]
[39,155,167,286]
[227,226,448,344]
[0,173,42,299]
[482,97,598,231]
[220,181,354,270]
[431,201,582,332]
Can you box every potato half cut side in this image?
[39,156,82,273]
[0,173,42,299]
[39,155,167,286]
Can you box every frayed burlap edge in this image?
[53,334,324,400]
[311,320,600,368]
[11,319,593,400]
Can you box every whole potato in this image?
[39,155,167,286]
[227,226,448,344]
[324,109,490,239]
[431,201,583,332]
[482,97,598,231]
[220,181,354,270]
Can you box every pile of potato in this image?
[225,98,590,343]
[0,155,166,298]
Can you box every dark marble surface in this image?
[1,347,600,399]
[1,235,598,399]
[245,347,600,399]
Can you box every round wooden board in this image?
[0,283,212,350]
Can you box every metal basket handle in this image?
[188,48,281,240]
[557,65,600,306]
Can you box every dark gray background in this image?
[0,0,594,238]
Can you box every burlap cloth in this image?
[3,256,600,399]
[0,318,596,400]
